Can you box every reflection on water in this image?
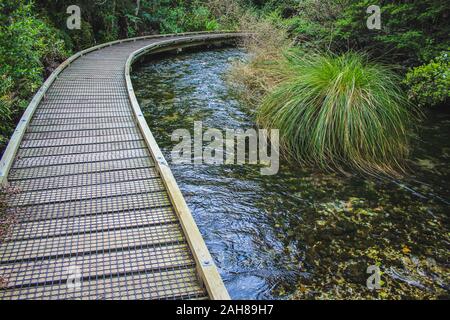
[132,48,449,299]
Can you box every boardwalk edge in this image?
[125,33,244,300]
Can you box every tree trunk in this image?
[135,0,141,16]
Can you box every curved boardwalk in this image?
[0,33,238,300]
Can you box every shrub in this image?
[205,0,244,30]
[404,51,449,108]
[0,0,69,152]
[69,19,95,50]
[0,76,13,147]
[333,1,450,65]
[258,51,417,176]
[289,0,345,47]
[269,0,449,66]
[183,6,219,31]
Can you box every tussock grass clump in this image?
[258,51,417,176]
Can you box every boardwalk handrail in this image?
[125,34,243,300]
[0,31,238,186]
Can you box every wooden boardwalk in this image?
[0,32,239,300]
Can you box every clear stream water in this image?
[132,48,449,299]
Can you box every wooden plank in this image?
[17,141,146,158]
[32,110,133,120]
[24,127,140,140]
[0,267,206,300]
[10,191,171,223]
[34,108,132,116]
[0,223,185,263]
[0,244,194,288]
[13,148,149,168]
[9,157,154,180]
[26,122,136,133]
[20,133,141,148]
[29,116,134,126]
[6,206,177,240]
[9,167,159,192]
[9,178,165,206]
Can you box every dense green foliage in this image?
[258,51,415,175]
[0,0,69,147]
[271,0,450,66]
[37,0,225,51]
[404,51,449,107]
[248,1,449,110]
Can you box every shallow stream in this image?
[132,48,449,299]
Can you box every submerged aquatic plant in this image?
[258,51,418,176]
